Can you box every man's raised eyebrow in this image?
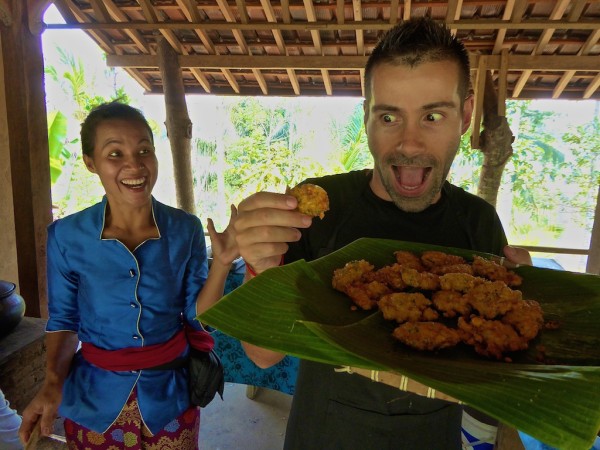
[371,101,458,113]
[421,101,457,110]
[372,104,401,113]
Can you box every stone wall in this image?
[0,317,46,413]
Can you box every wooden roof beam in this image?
[389,0,399,24]
[44,18,600,32]
[445,0,463,35]
[281,0,291,24]
[56,0,153,93]
[176,0,217,54]
[583,73,600,99]
[139,0,212,93]
[491,0,516,54]
[353,0,364,55]
[215,0,248,94]
[104,0,151,54]
[304,0,331,95]
[176,0,219,93]
[513,0,570,97]
[54,0,114,54]
[106,54,600,72]
[553,29,600,98]
[337,0,345,24]
[279,0,300,94]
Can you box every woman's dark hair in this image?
[80,101,154,157]
[364,18,471,104]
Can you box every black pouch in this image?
[188,347,225,407]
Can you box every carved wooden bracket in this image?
[0,0,12,27]
[28,0,52,35]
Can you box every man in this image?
[234,18,531,449]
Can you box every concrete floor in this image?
[35,383,292,450]
[200,383,292,450]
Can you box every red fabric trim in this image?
[81,327,214,371]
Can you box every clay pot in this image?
[0,280,26,337]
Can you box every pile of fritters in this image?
[332,250,545,361]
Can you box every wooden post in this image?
[0,0,51,318]
[477,70,514,207]
[586,184,600,274]
[157,37,196,214]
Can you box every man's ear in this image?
[83,154,96,174]
[461,95,475,135]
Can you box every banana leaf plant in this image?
[48,110,71,184]
[200,238,600,449]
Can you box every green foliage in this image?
[556,117,600,229]
[329,103,371,172]
[224,98,324,204]
[47,111,73,184]
[46,48,133,218]
[449,130,482,192]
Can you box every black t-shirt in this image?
[283,170,508,450]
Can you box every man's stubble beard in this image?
[376,154,455,213]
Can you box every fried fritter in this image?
[345,281,391,310]
[439,272,483,292]
[421,251,466,269]
[429,263,474,276]
[394,250,425,271]
[367,263,407,290]
[332,260,388,310]
[431,290,472,318]
[401,267,440,290]
[464,281,523,319]
[502,299,544,340]
[379,293,439,323]
[393,322,462,351]
[287,183,330,219]
[332,260,374,292]
[472,255,523,287]
[458,316,529,360]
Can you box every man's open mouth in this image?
[393,166,432,193]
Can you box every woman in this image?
[19,101,238,449]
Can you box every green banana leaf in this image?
[200,238,600,449]
[47,110,70,184]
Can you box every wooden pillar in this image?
[476,70,514,208]
[586,184,600,274]
[0,0,52,318]
[157,37,195,214]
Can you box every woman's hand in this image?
[207,204,240,266]
[19,381,62,444]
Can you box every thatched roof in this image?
[47,0,600,99]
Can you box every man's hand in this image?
[234,191,312,275]
[503,245,532,266]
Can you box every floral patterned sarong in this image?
[63,389,199,449]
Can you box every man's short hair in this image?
[364,18,471,103]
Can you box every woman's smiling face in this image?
[364,59,474,212]
[83,118,158,209]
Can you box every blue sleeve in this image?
[46,222,80,333]
[183,219,208,330]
